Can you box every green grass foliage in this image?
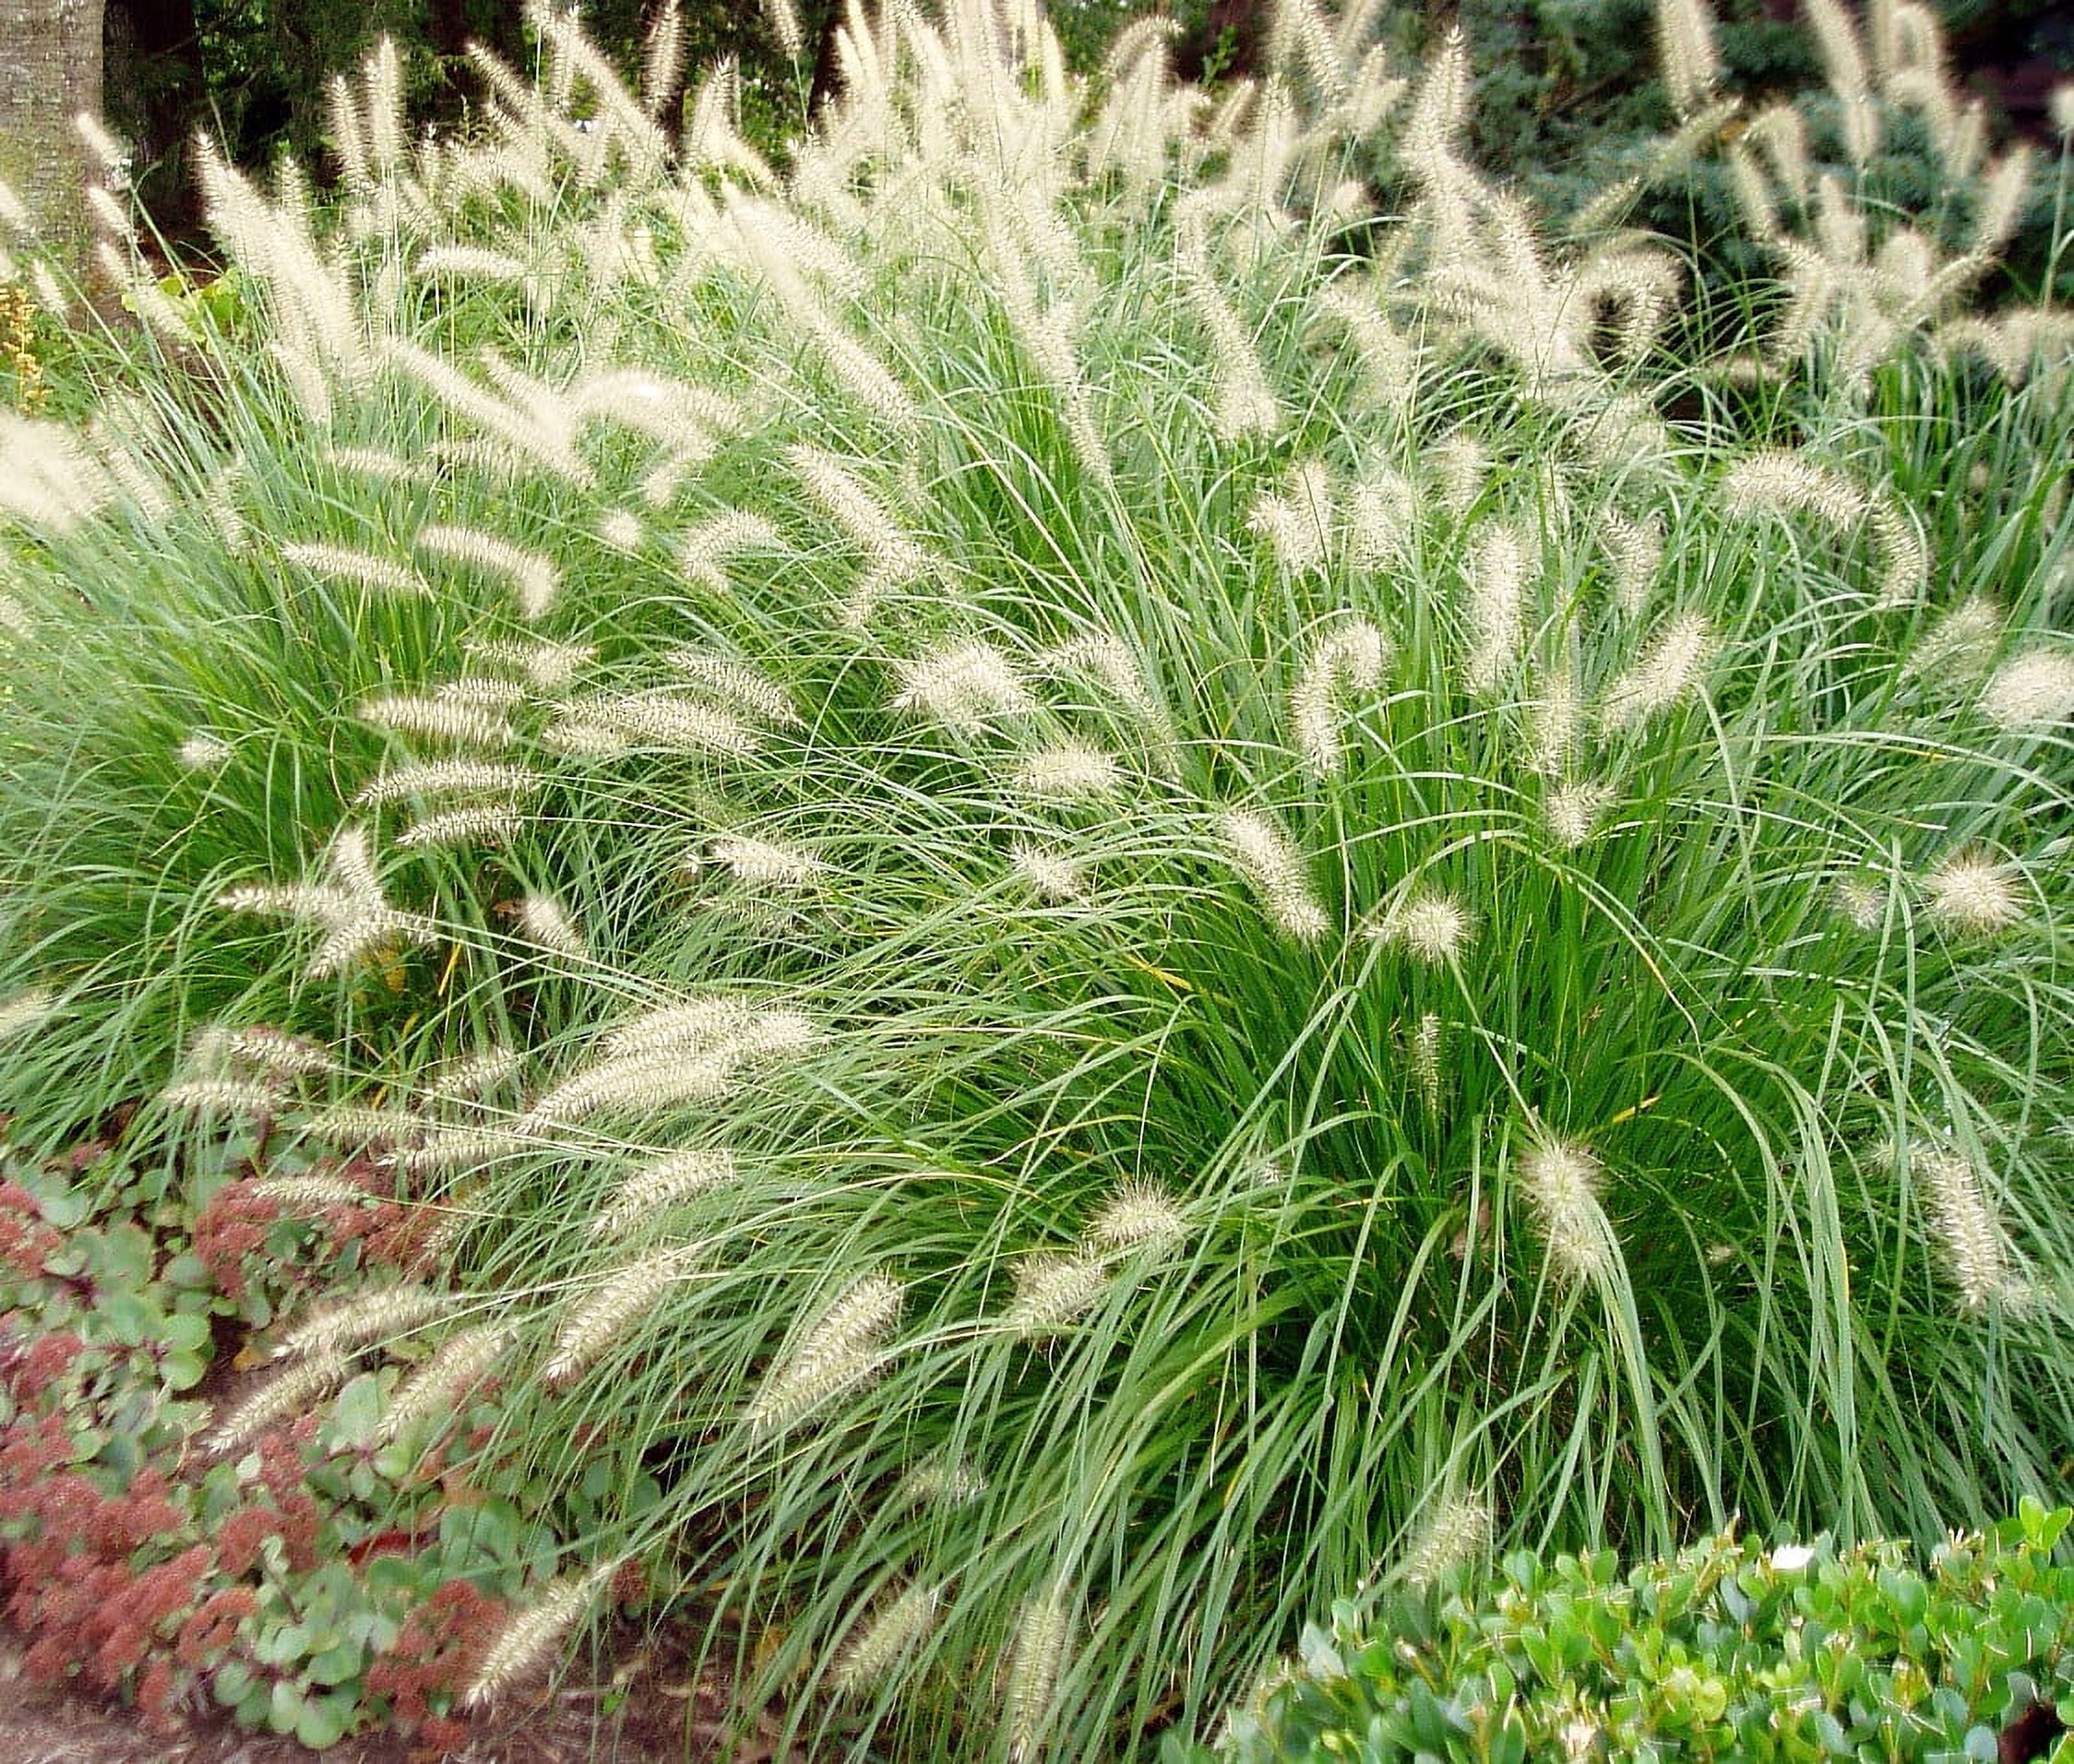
[0,0,2070,1756]
[1202,1499,2074,1762]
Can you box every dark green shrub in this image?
[1199,1500,2074,1762]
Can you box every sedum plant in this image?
[0,0,2071,1757]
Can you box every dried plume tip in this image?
[890,639,1037,733]
[1216,807,1330,944]
[517,892,588,959]
[1598,612,1713,733]
[745,1271,904,1433]
[1085,1181,1186,1255]
[1000,1251,1111,1339]
[464,1564,614,1707]
[1014,744,1125,803]
[1010,840,1089,903]
[1979,650,2074,733]
[177,731,234,770]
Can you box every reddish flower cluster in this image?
[189,1179,286,1302]
[175,1586,258,1668]
[0,1182,59,1278]
[2,1328,85,1400]
[366,1576,509,1750]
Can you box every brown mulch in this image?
[0,1628,808,1763]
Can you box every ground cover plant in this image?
[0,0,2070,1757]
[1200,1498,2074,1760]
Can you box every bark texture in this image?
[0,0,107,280]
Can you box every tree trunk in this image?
[0,0,107,285]
[102,0,200,240]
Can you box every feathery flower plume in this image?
[464,1565,613,1707]
[251,1173,381,1212]
[1971,149,2032,257]
[1043,635,1167,732]
[1249,462,1334,576]
[1182,260,1282,442]
[1086,1181,1186,1254]
[427,1047,522,1104]
[518,893,587,959]
[411,244,530,285]
[542,1245,702,1387]
[1868,500,1926,610]
[466,638,595,691]
[1909,1141,2018,1314]
[701,836,830,890]
[1922,850,2022,935]
[1218,808,1329,944]
[275,1283,447,1361]
[1367,890,1475,964]
[1519,1136,1616,1283]
[177,730,233,770]
[1602,511,1663,616]
[1010,841,1089,903]
[207,1350,352,1454]
[395,805,525,850]
[1719,451,1866,529]
[1655,0,1722,114]
[829,1582,942,1697]
[1599,611,1712,733]
[1399,1491,1493,1587]
[1979,650,2074,732]
[355,761,542,806]
[280,542,427,598]
[1434,434,1486,519]
[1001,1251,1111,1338]
[1462,527,1530,697]
[437,676,531,711]
[1544,780,1615,848]
[761,0,805,60]
[891,1450,989,1509]
[379,340,592,489]
[1905,596,2003,687]
[1410,1012,1444,1114]
[1291,619,1389,776]
[677,511,783,593]
[597,510,644,552]
[1005,1581,1074,1762]
[665,650,796,725]
[549,692,758,757]
[891,639,1036,733]
[1832,875,1885,931]
[217,826,438,979]
[745,1272,903,1432]
[0,988,54,1043]
[590,1150,736,1238]
[359,695,515,750]
[599,996,758,1059]
[786,447,928,589]
[1525,664,1580,777]
[193,1024,335,1079]
[1015,744,1124,802]
[0,414,113,530]
[1346,473,1413,567]
[414,525,560,621]
[523,1011,816,1126]
[161,1076,285,1118]
[380,1321,512,1444]
[392,1124,530,1176]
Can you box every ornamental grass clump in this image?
[0,0,2069,1757]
